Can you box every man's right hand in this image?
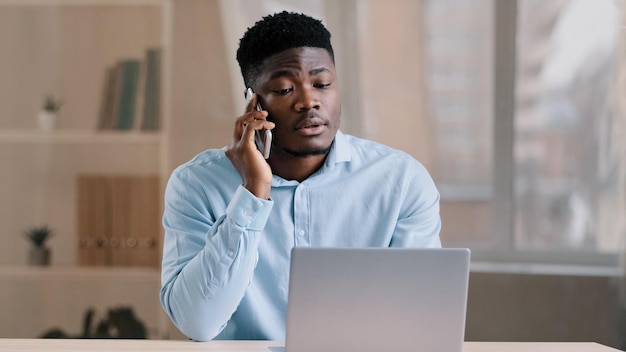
[225,92,275,200]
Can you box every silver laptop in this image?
[283,247,471,352]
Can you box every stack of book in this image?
[77,174,160,267]
[98,48,162,131]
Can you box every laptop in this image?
[282,247,471,352]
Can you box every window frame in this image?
[477,0,621,269]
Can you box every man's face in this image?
[254,47,341,157]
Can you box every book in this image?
[77,175,160,268]
[115,59,141,130]
[110,176,132,266]
[77,176,111,266]
[97,48,162,132]
[97,65,121,130]
[141,48,162,131]
[128,176,160,267]
[132,57,147,131]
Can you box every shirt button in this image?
[227,250,235,257]
[243,209,252,217]
[297,229,305,236]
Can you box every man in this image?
[160,11,441,342]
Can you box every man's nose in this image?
[294,87,320,111]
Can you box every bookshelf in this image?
[0,0,165,266]
[0,0,172,339]
[0,0,235,339]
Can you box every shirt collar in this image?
[324,130,351,167]
[271,130,351,186]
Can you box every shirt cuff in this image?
[225,185,273,231]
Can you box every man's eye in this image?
[314,83,331,89]
[274,88,293,95]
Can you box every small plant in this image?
[24,226,53,248]
[43,95,63,113]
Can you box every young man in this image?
[160,11,441,341]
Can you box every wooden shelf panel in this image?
[0,0,164,6]
[0,265,160,281]
[0,130,162,144]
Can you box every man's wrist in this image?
[244,182,271,200]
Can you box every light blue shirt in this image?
[160,131,441,341]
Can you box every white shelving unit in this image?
[0,0,165,264]
[1,0,235,339]
[0,0,170,339]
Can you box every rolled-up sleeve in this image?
[160,167,273,341]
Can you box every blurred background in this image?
[0,0,625,348]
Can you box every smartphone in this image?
[246,88,272,159]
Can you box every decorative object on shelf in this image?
[24,225,54,266]
[40,306,147,339]
[38,95,63,131]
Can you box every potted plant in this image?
[38,95,63,131]
[24,225,54,266]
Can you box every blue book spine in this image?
[116,60,141,130]
[142,48,161,131]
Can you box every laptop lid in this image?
[284,247,471,352]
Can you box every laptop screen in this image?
[284,247,471,352]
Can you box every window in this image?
[514,0,625,256]
[423,0,495,248]
[230,0,625,268]
[423,0,625,266]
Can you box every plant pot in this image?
[37,110,58,131]
[29,246,51,266]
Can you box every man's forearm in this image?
[160,226,261,341]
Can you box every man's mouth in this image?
[295,124,326,136]
[294,117,327,136]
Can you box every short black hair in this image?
[236,11,334,88]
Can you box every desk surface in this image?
[0,339,621,352]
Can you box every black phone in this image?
[246,88,272,159]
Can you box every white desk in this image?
[0,339,621,351]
